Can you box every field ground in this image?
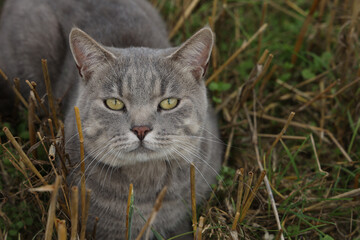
[0,0,359,239]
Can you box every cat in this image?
[0,0,222,239]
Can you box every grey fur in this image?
[0,0,222,239]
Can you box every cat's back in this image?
[0,0,169,116]
[1,0,169,48]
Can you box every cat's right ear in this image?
[167,27,214,81]
[69,28,116,81]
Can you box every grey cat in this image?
[0,0,222,239]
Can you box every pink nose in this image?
[131,126,152,141]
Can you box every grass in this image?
[1,0,360,239]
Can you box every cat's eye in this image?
[105,98,125,110]
[159,98,179,110]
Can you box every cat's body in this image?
[0,0,222,239]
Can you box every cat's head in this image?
[69,27,214,167]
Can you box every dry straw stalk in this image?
[44,176,62,240]
[205,23,268,85]
[70,186,79,240]
[190,163,197,235]
[74,106,87,237]
[42,59,59,130]
[3,127,47,184]
[126,183,133,240]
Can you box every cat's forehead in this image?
[100,48,184,102]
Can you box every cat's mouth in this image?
[129,144,154,153]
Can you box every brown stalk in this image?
[25,80,49,115]
[205,24,268,85]
[13,78,21,110]
[44,176,62,240]
[285,188,360,222]
[297,80,338,112]
[215,85,244,113]
[37,132,49,156]
[325,130,353,163]
[70,186,79,240]
[190,163,197,236]
[80,189,91,240]
[245,93,284,240]
[57,219,67,240]
[285,0,306,16]
[42,59,59,130]
[196,216,204,240]
[239,171,266,223]
[276,79,311,100]
[28,96,36,157]
[242,172,254,207]
[318,0,326,19]
[48,119,56,142]
[256,0,268,59]
[223,113,238,166]
[330,78,360,98]
[168,0,201,39]
[135,186,168,240]
[252,54,273,88]
[74,106,87,238]
[1,143,28,181]
[0,68,8,80]
[291,0,320,64]
[326,0,338,51]
[275,229,284,240]
[296,66,337,88]
[209,0,218,83]
[258,133,307,140]
[126,183,133,240]
[268,1,303,20]
[3,127,47,184]
[235,168,244,213]
[249,111,324,132]
[309,134,328,176]
[239,51,273,107]
[259,64,277,99]
[12,84,29,109]
[266,112,296,159]
[231,211,240,231]
[210,0,218,29]
[319,79,325,143]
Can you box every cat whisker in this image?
[173,141,224,186]
[172,148,218,202]
[64,127,90,147]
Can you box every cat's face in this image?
[69,28,213,167]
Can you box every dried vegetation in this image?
[0,0,360,239]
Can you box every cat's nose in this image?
[131,126,152,141]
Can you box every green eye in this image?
[159,98,179,110]
[105,98,125,110]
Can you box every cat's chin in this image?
[96,146,171,167]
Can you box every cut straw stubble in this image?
[190,163,197,237]
[44,175,62,240]
[3,127,47,185]
[126,183,134,240]
[42,59,59,130]
[73,106,88,239]
[70,186,79,240]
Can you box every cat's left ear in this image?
[69,28,116,81]
[168,27,214,81]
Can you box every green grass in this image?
[1,0,360,239]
